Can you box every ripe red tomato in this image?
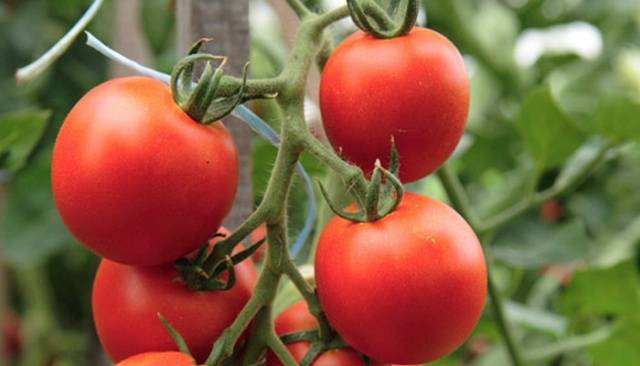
[52,76,238,266]
[92,233,257,363]
[315,193,486,364]
[320,27,469,182]
[116,352,195,366]
[266,301,386,366]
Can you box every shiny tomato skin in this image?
[115,352,195,366]
[315,193,487,364]
[92,234,257,363]
[52,76,238,266]
[266,301,386,366]
[320,27,469,182]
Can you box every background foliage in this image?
[1,0,639,365]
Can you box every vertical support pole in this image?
[176,0,253,230]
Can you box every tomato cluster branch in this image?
[200,5,414,364]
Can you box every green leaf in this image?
[560,262,640,318]
[517,85,586,171]
[3,151,72,265]
[595,96,640,142]
[0,110,51,173]
[590,319,640,366]
[492,219,591,268]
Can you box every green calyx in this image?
[175,231,265,292]
[320,143,404,223]
[347,0,419,39]
[170,39,249,124]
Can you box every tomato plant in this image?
[266,301,386,366]
[315,193,487,364]
[52,76,239,266]
[10,0,638,365]
[115,352,196,366]
[92,235,257,363]
[320,27,469,182]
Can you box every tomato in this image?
[249,224,268,262]
[92,232,257,363]
[540,199,563,223]
[52,76,238,266]
[266,301,386,366]
[320,27,469,182]
[116,352,195,366]
[315,193,486,364]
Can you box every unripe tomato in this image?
[320,27,469,182]
[315,193,486,364]
[52,76,239,266]
[266,301,386,366]
[92,232,257,363]
[116,352,195,366]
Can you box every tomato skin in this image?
[52,76,239,266]
[320,27,469,182]
[315,193,486,364]
[266,301,386,366]
[92,234,257,363]
[115,352,195,366]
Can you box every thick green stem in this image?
[282,259,333,342]
[217,75,285,98]
[205,5,355,365]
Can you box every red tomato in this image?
[52,76,238,266]
[92,233,257,363]
[315,193,486,364]
[266,301,386,366]
[539,199,563,223]
[249,224,268,262]
[116,352,195,366]
[320,27,469,182]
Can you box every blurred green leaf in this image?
[560,261,640,318]
[517,85,587,171]
[590,319,640,366]
[595,96,640,142]
[0,109,50,173]
[3,150,72,266]
[493,219,590,268]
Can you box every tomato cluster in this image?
[314,27,486,365]
[52,18,484,366]
[52,77,253,363]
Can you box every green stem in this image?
[436,166,478,227]
[266,328,299,366]
[217,75,285,98]
[487,265,525,366]
[286,0,314,18]
[282,259,333,341]
[302,134,368,204]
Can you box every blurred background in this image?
[1,0,640,365]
